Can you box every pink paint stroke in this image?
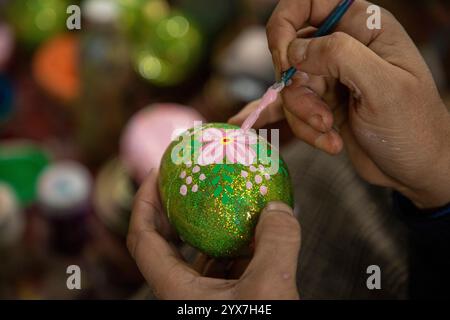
[241,83,284,131]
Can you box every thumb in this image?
[242,201,300,297]
[288,32,399,101]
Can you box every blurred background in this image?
[0,0,449,299]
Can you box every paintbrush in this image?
[241,0,355,131]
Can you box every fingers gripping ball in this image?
[159,123,293,257]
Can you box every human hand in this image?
[127,170,301,300]
[229,0,450,208]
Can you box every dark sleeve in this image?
[393,192,450,299]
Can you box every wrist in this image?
[398,111,450,209]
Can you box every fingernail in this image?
[263,201,294,216]
[314,134,329,151]
[329,133,342,154]
[308,115,327,132]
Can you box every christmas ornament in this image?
[94,158,135,237]
[132,11,203,86]
[0,183,24,249]
[38,161,92,255]
[33,33,79,102]
[0,75,14,123]
[0,141,50,206]
[159,123,293,257]
[121,103,204,182]
[7,0,70,47]
[117,0,170,41]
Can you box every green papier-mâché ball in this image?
[159,123,293,257]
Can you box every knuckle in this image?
[265,13,291,48]
[380,7,396,21]
[287,39,303,66]
[322,32,354,77]
[324,32,351,57]
[265,20,280,51]
[265,13,277,33]
[379,7,404,32]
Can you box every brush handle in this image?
[241,84,283,131]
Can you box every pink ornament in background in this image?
[121,103,204,182]
[0,24,14,71]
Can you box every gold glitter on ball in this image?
[159,123,293,257]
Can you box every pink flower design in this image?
[260,185,268,195]
[180,185,187,196]
[197,128,257,166]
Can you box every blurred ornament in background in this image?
[117,0,170,41]
[32,34,80,103]
[121,103,204,182]
[83,0,120,24]
[203,26,275,119]
[177,0,238,38]
[91,159,144,296]
[0,141,50,206]
[0,183,25,249]
[215,26,274,103]
[132,11,203,86]
[6,0,70,47]
[94,158,134,237]
[37,161,92,256]
[0,23,14,71]
[0,75,14,123]
[77,0,130,168]
[216,26,274,82]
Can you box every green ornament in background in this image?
[0,141,50,206]
[132,11,203,86]
[7,0,70,47]
[117,0,170,41]
[159,123,293,258]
